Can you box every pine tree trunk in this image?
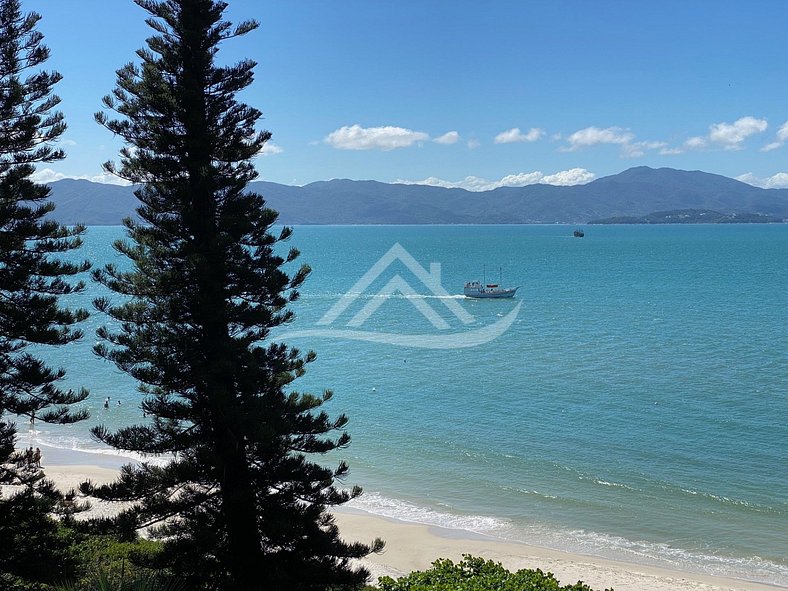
[192,191,266,591]
[217,428,264,591]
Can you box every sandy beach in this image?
[335,510,783,591]
[5,446,783,591]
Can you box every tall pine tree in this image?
[0,0,89,586]
[84,2,382,589]
[0,0,89,486]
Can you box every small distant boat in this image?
[464,267,519,299]
[573,229,585,237]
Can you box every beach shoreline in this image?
[4,445,783,591]
[334,508,784,591]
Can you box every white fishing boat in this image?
[464,267,519,299]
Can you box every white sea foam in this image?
[15,432,171,467]
[347,491,510,535]
[347,490,788,587]
[678,487,782,514]
[560,528,788,586]
[593,479,636,491]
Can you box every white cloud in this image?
[31,168,132,186]
[494,172,549,187]
[31,168,69,183]
[778,122,788,142]
[258,142,283,156]
[662,117,768,154]
[541,168,596,185]
[494,127,544,144]
[685,136,708,149]
[324,124,428,150]
[761,142,782,152]
[735,172,788,189]
[467,138,480,150]
[433,131,459,145]
[660,135,707,155]
[708,116,767,150]
[662,133,719,155]
[564,126,635,151]
[396,168,595,192]
[622,141,668,159]
[561,126,667,158]
[760,121,788,152]
[403,175,500,191]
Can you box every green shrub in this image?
[54,567,186,591]
[60,535,181,591]
[372,555,613,591]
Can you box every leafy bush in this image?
[59,535,181,591]
[54,567,185,591]
[372,555,613,591]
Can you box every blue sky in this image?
[26,0,788,190]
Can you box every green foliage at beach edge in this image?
[365,555,613,591]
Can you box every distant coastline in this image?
[46,166,788,226]
[589,208,785,224]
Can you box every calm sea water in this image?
[17,224,788,585]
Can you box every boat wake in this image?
[278,302,522,349]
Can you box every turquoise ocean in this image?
[16,224,788,586]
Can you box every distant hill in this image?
[46,166,788,225]
[46,179,140,226]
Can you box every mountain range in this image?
[46,166,788,225]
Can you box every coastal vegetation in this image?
[368,556,612,591]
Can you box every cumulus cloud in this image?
[622,140,668,158]
[433,131,459,145]
[735,172,788,189]
[564,126,635,151]
[778,122,788,141]
[494,127,544,144]
[258,142,283,156]
[31,168,132,186]
[660,136,707,155]
[324,124,428,150]
[541,168,596,185]
[662,117,767,154]
[396,167,595,192]
[685,136,708,149]
[31,168,69,183]
[760,121,788,152]
[708,116,767,150]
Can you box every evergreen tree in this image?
[0,0,89,586]
[0,0,89,486]
[84,2,382,589]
